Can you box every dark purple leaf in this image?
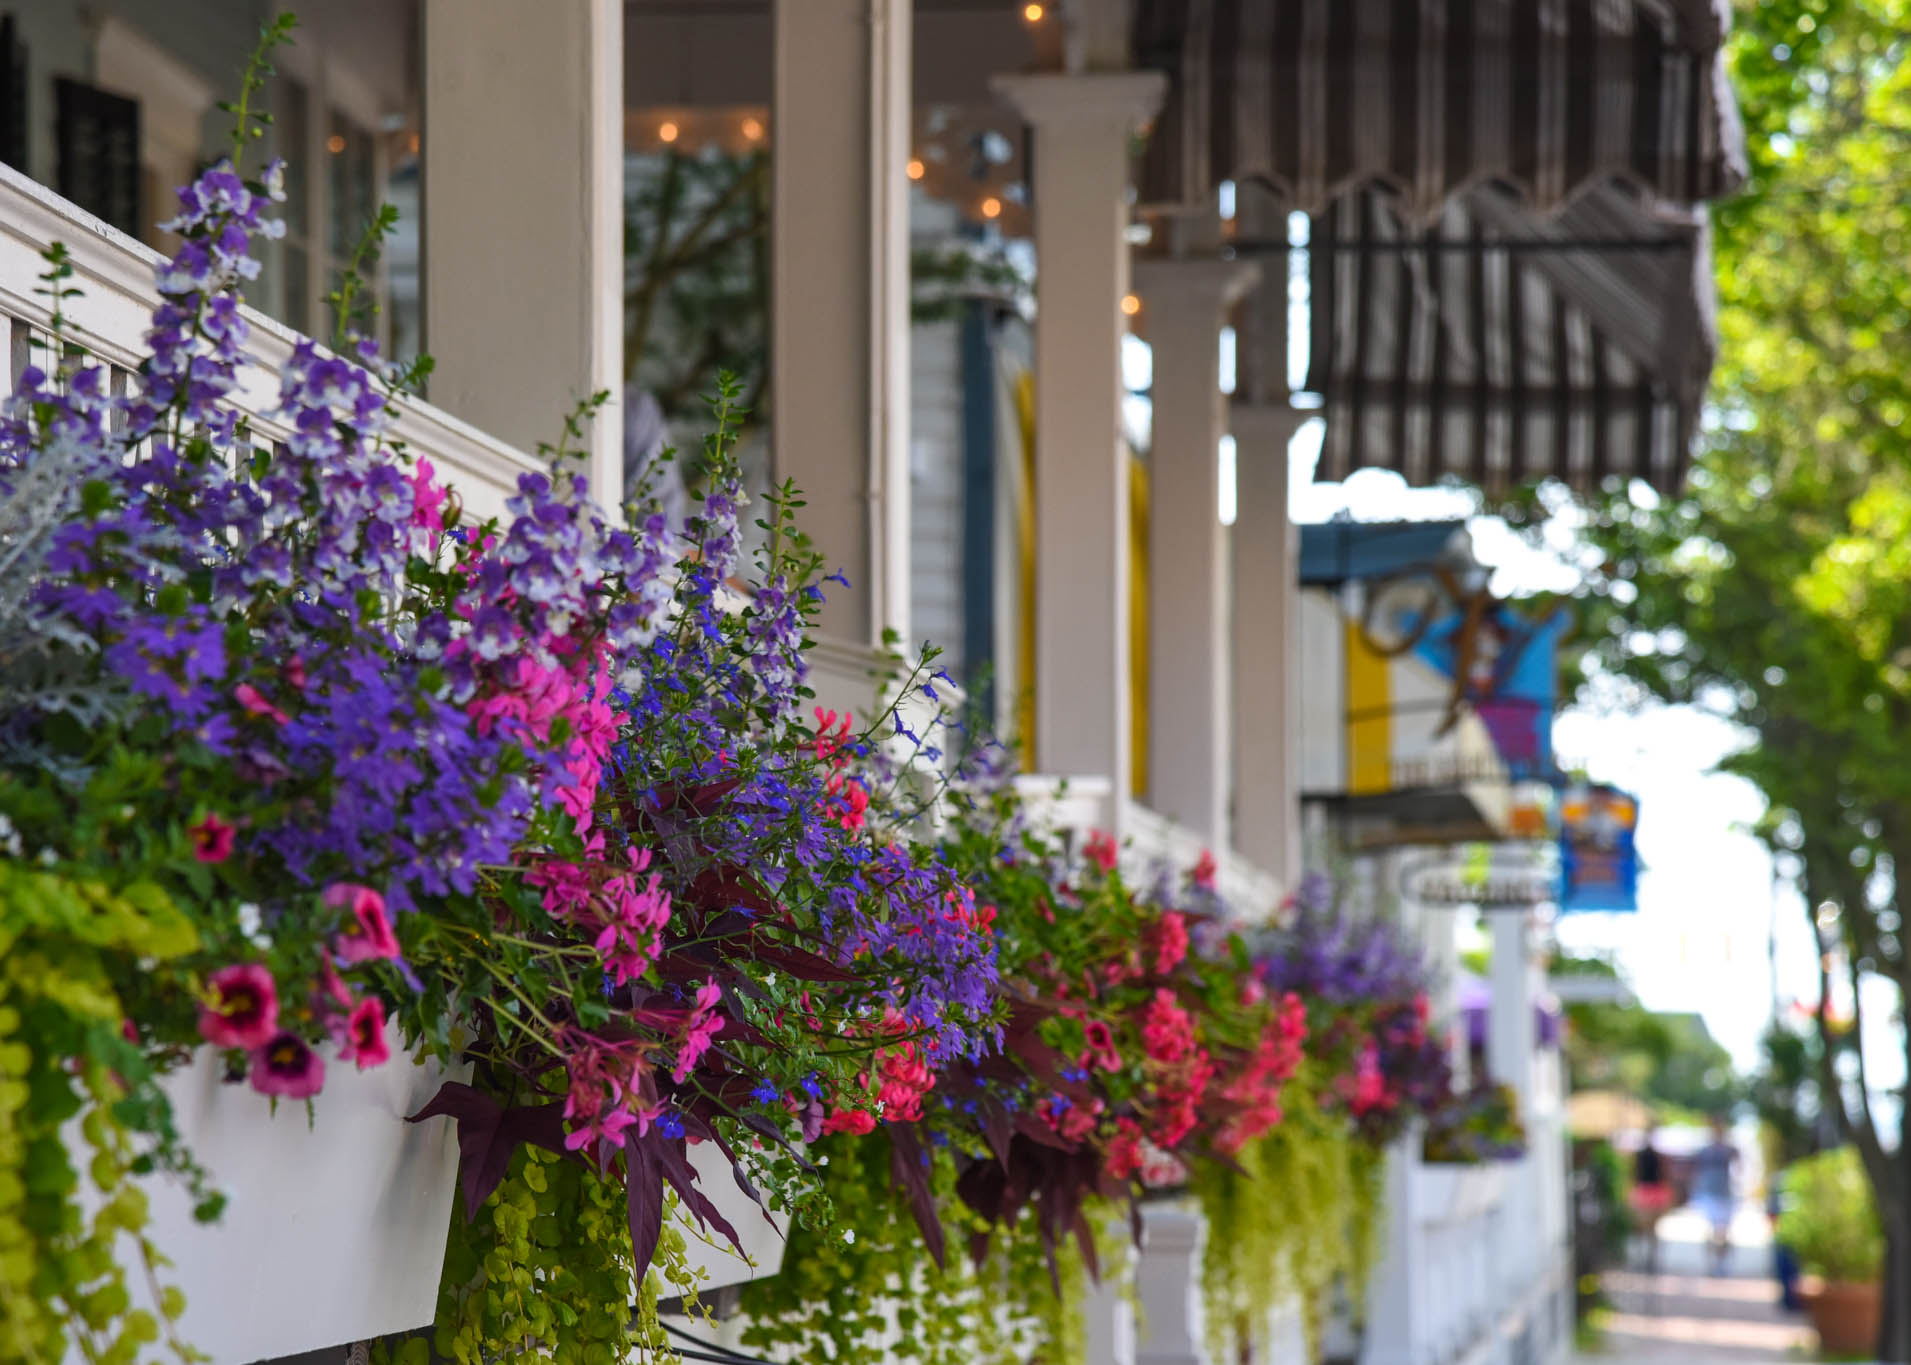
[408,1082,574,1220]
[652,1137,744,1256]
[625,1131,666,1277]
[887,1124,946,1269]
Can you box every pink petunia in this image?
[821,1108,876,1137]
[343,996,391,1070]
[1083,830,1119,873]
[198,964,279,1050]
[670,982,725,1084]
[410,458,448,535]
[233,681,289,725]
[326,882,401,963]
[1148,911,1190,974]
[189,812,236,863]
[1081,1017,1123,1073]
[248,1030,326,1099]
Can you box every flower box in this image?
[1413,1160,1509,1225]
[109,1024,466,1364]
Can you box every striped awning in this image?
[1304,181,1712,493]
[1134,0,1747,220]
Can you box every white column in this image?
[1230,402,1306,885]
[1134,256,1260,847]
[1487,912,1537,1107]
[992,71,1164,827]
[1135,1202,1208,1365]
[422,0,623,506]
[772,0,912,660]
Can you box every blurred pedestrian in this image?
[1766,1174,1802,1311]
[1629,1126,1675,1272]
[1690,1115,1741,1275]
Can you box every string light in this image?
[326,133,346,155]
[741,117,764,142]
[659,120,680,144]
[980,196,1003,219]
[1121,293,1142,316]
[907,158,926,180]
[1024,2,1045,20]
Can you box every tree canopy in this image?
[1542,4,1911,1351]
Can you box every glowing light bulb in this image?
[1024,2,1045,20]
[741,117,763,142]
[1121,293,1142,316]
[326,134,346,155]
[907,158,926,180]
[980,196,1003,219]
[659,121,680,144]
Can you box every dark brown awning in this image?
[1134,0,1746,219]
[1304,181,1713,493]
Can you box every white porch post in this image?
[1134,256,1260,847]
[992,71,1164,829]
[422,0,623,507]
[1487,911,1537,1110]
[772,0,912,667]
[1136,1201,1209,1365]
[1229,402,1306,886]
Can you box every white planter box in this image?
[87,1023,465,1364]
[662,1138,790,1294]
[1413,1161,1510,1225]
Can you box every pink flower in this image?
[1190,849,1217,890]
[284,655,307,691]
[248,1030,326,1099]
[343,996,391,1070]
[326,883,400,963]
[1081,1018,1123,1073]
[1105,1118,1146,1180]
[233,681,289,725]
[189,812,235,863]
[199,964,279,1049]
[1141,989,1196,1064]
[1148,911,1189,974]
[410,458,448,535]
[1084,830,1118,873]
[670,981,724,1084]
[821,1108,876,1137]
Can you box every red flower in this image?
[821,1108,876,1136]
[1083,830,1119,873]
[343,997,391,1070]
[189,812,235,863]
[326,883,400,963]
[248,1030,326,1099]
[198,964,279,1050]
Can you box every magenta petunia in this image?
[189,812,236,863]
[198,963,279,1050]
[248,1030,326,1098]
[233,681,289,725]
[326,882,400,963]
[343,996,391,1070]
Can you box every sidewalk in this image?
[1573,1207,1819,1364]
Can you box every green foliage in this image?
[0,862,203,1363]
[1193,1078,1382,1363]
[422,1143,712,1364]
[737,1132,1103,1365]
[1529,5,1911,1318]
[1777,1147,1885,1284]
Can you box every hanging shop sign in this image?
[1399,847,1556,908]
[1558,784,1640,913]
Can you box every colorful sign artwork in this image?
[1558,784,1640,913]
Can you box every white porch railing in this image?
[1009,774,1286,918]
[0,165,540,522]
